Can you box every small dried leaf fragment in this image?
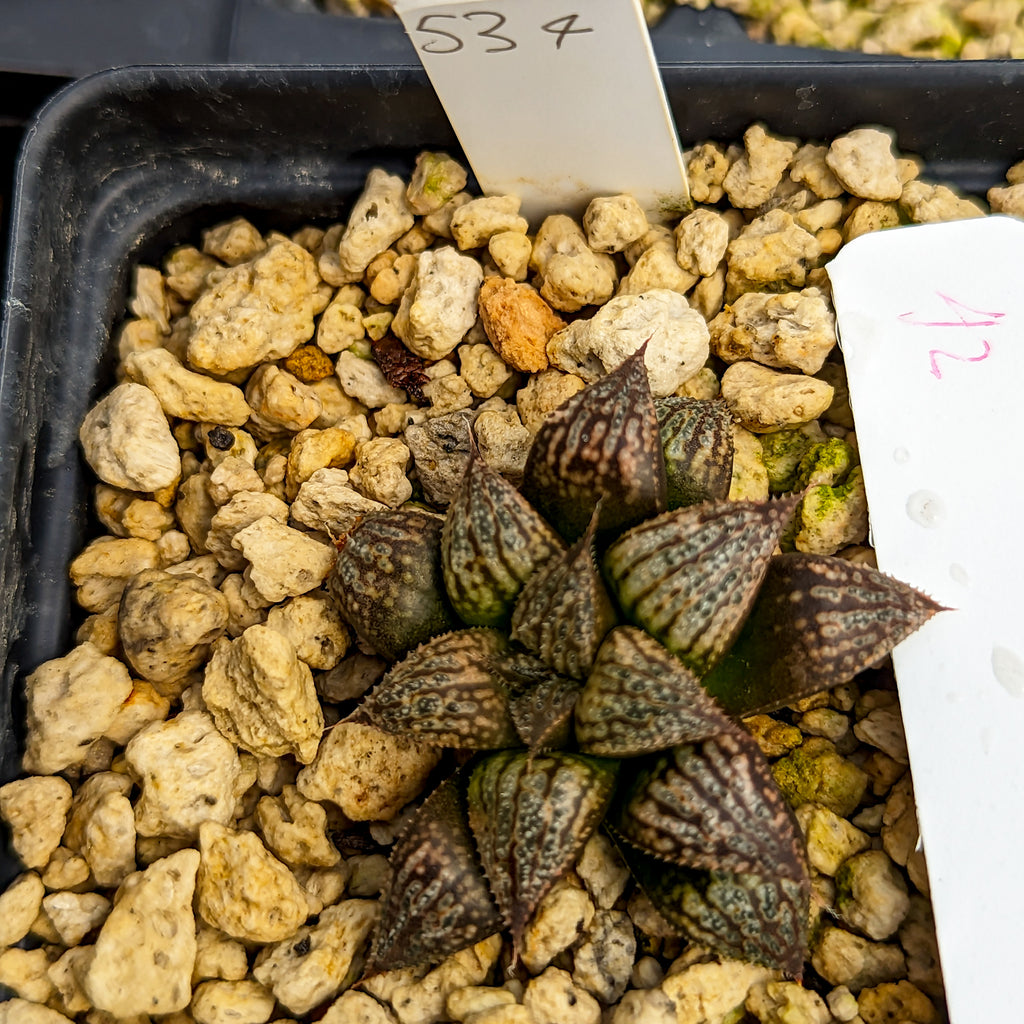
[522,346,667,543]
[701,552,946,716]
[371,334,430,403]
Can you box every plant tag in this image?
[390,0,689,224]
[827,216,1024,1020]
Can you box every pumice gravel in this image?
[4,120,1017,1023]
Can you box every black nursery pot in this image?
[1,62,1024,888]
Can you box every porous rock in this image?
[196,821,310,943]
[296,721,440,822]
[79,382,180,492]
[21,643,133,776]
[202,625,324,763]
[83,849,200,1016]
[547,289,709,398]
[252,899,380,1016]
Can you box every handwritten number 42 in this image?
[414,12,593,54]
[898,292,1004,380]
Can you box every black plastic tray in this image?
[0,1,903,78]
[2,62,1023,885]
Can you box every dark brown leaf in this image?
[521,345,667,543]
[620,841,809,977]
[360,630,519,749]
[510,507,616,679]
[609,725,807,883]
[701,552,947,716]
[367,777,503,974]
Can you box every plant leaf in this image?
[609,726,807,883]
[575,626,732,757]
[360,630,519,749]
[620,841,809,977]
[467,750,618,953]
[521,345,667,544]
[603,495,801,676]
[330,510,457,661]
[509,675,581,751]
[701,552,947,716]
[510,507,617,679]
[656,396,735,509]
[367,776,503,974]
[442,442,564,628]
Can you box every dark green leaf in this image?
[442,443,564,627]
[655,396,735,509]
[467,750,617,952]
[575,626,731,757]
[603,495,801,676]
[330,510,457,661]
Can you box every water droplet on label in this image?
[906,490,945,528]
[992,646,1024,698]
[893,446,910,464]
[949,563,970,587]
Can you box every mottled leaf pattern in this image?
[509,675,581,751]
[655,396,735,509]
[361,630,519,749]
[610,726,807,882]
[330,509,457,661]
[369,777,503,974]
[340,333,944,982]
[510,509,617,679]
[603,495,801,676]
[622,842,809,976]
[522,346,667,543]
[701,552,946,716]
[467,751,617,951]
[575,626,731,757]
[443,444,564,627]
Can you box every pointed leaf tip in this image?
[368,777,502,975]
[702,552,947,716]
[522,346,667,544]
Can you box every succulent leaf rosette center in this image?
[328,346,940,978]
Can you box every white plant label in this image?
[391,0,689,224]
[828,215,1024,1021]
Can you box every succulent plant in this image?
[328,348,941,979]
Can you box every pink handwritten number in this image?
[897,292,1003,380]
